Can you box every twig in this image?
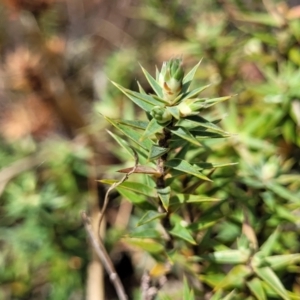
[97,147,139,236]
[82,212,128,300]
[84,147,138,299]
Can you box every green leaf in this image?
[247,278,266,300]
[254,267,290,300]
[117,188,146,204]
[266,181,300,203]
[166,106,180,119]
[165,159,212,181]
[124,238,165,253]
[259,227,280,257]
[111,81,164,111]
[157,186,171,211]
[100,179,155,198]
[137,210,166,226]
[183,277,195,300]
[203,96,232,108]
[182,59,202,93]
[204,249,251,264]
[129,228,162,239]
[193,161,238,170]
[234,12,281,27]
[190,129,226,139]
[140,65,163,98]
[199,274,224,288]
[104,116,153,150]
[114,119,148,130]
[264,254,300,271]
[106,130,136,159]
[190,215,222,231]
[169,222,196,245]
[215,265,252,290]
[137,81,146,94]
[148,144,170,161]
[183,115,230,135]
[210,290,224,300]
[169,193,219,207]
[181,84,211,101]
[223,290,237,300]
[141,118,163,140]
[170,127,202,146]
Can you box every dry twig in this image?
[97,147,139,236]
[82,212,128,300]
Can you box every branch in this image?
[97,147,139,235]
[82,212,128,300]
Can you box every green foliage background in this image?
[0,0,300,299]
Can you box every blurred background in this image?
[0,0,300,299]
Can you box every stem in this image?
[156,127,173,247]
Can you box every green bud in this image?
[178,98,204,117]
[150,106,172,125]
[159,58,184,104]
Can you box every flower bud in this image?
[159,58,184,104]
[178,98,204,117]
[150,106,172,125]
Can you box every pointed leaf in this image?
[181,84,211,101]
[140,118,163,140]
[148,144,170,161]
[129,228,161,239]
[204,249,251,264]
[115,119,148,130]
[137,210,167,226]
[165,159,212,181]
[247,277,266,300]
[260,227,280,257]
[170,222,197,245]
[170,127,202,146]
[193,162,238,170]
[182,59,202,93]
[106,130,136,159]
[214,265,252,290]
[157,186,171,211]
[100,179,155,198]
[155,66,159,81]
[104,116,153,150]
[183,277,195,300]
[210,290,224,300]
[199,274,224,288]
[183,115,230,135]
[140,65,163,98]
[190,129,226,139]
[264,254,300,271]
[266,181,300,203]
[111,81,164,111]
[166,106,180,119]
[204,95,232,108]
[223,290,236,300]
[170,193,219,207]
[117,188,146,204]
[137,81,146,94]
[124,238,165,253]
[254,267,290,300]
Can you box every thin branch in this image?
[97,147,139,236]
[82,212,128,300]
